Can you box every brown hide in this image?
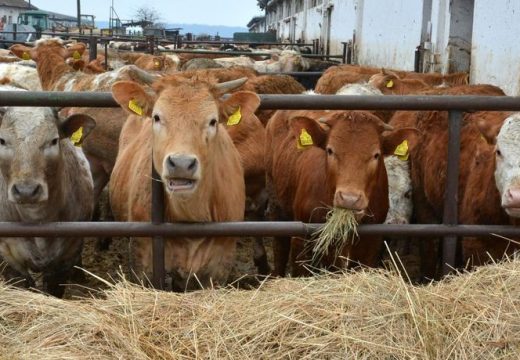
[110,76,250,290]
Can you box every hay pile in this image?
[1,260,520,359]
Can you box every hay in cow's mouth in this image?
[312,207,359,262]
[165,178,197,192]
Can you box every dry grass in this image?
[312,207,358,262]
[1,259,520,359]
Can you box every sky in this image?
[30,0,262,26]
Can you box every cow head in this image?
[492,113,520,217]
[112,76,259,197]
[290,111,418,219]
[10,39,86,62]
[0,106,95,205]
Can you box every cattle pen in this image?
[0,91,519,289]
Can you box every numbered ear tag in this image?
[73,50,81,60]
[386,80,394,88]
[226,106,241,126]
[70,127,83,147]
[22,52,30,60]
[394,140,409,161]
[128,99,143,116]
[297,128,313,149]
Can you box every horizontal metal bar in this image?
[258,72,324,77]
[158,49,343,58]
[1,92,520,111]
[0,222,516,238]
[181,40,314,46]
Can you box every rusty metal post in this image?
[104,42,108,70]
[89,36,97,62]
[147,36,155,55]
[151,163,165,289]
[414,45,422,73]
[442,110,463,275]
[342,41,347,64]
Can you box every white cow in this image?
[0,86,96,297]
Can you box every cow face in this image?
[112,77,256,197]
[0,107,95,206]
[291,111,418,219]
[494,114,520,217]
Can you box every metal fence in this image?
[1,91,520,288]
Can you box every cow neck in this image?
[35,48,75,91]
[366,159,389,224]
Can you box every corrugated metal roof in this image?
[0,0,37,9]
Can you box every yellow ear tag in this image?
[70,127,83,147]
[72,50,81,60]
[394,140,409,161]
[226,106,241,126]
[154,60,161,69]
[297,128,314,149]
[22,52,30,60]
[128,99,144,116]
[386,80,394,88]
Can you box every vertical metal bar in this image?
[89,36,97,62]
[104,42,108,70]
[442,110,462,275]
[151,163,165,289]
[414,45,422,73]
[147,36,155,55]
[342,42,347,64]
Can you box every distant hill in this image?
[95,21,247,38]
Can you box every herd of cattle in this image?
[0,37,517,296]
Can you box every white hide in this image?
[336,83,382,95]
[214,56,255,69]
[495,113,520,217]
[384,156,413,224]
[0,63,41,91]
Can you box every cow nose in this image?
[504,187,520,208]
[334,190,367,211]
[166,154,198,178]
[11,182,43,204]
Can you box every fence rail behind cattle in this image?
[1,91,520,288]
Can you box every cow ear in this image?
[9,44,35,60]
[381,127,420,157]
[112,81,154,117]
[220,91,260,125]
[290,116,328,149]
[475,119,501,145]
[64,43,86,59]
[59,114,96,145]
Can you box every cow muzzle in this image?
[333,190,368,217]
[163,154,200,193]
[503,186,520,217]
[9,180,46,204]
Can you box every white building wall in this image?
[328,0,356,55]
[356,0,423,70]
[471,0,520,95]
[0,7,23,28]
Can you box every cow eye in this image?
[51,138,59,146]
[374,152,381,160]
[153,114,160,123]
[404,190,412,199]
[209,118,217,127]
[496,148,502,157]
[326,147,333,156]
[0,138,5,146]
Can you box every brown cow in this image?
[369,70,431,95]
[134,54,179,73]
[265,109,418,276]
[110,75,255,290]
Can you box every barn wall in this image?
[328,0,356,55]
[471,0,520,95]
[355,0,423,70]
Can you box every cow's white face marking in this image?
[495,113,520,217]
